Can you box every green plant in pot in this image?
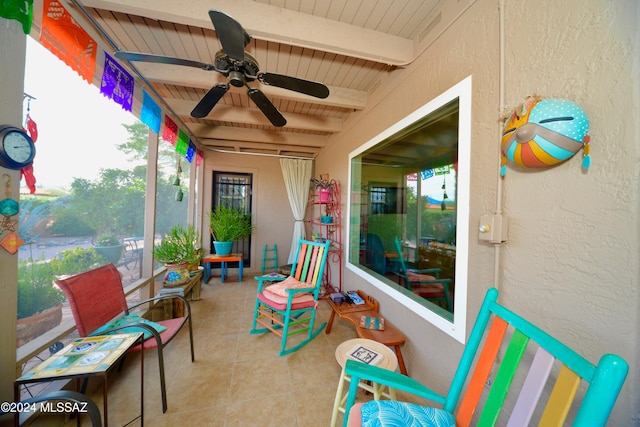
[93,232,123,265]
[153,225,201,285]
[17,259,66,347]
[209,206,254,256]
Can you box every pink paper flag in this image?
[162,115,177,145]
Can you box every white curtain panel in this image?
[280,158,313,263]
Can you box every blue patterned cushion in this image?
[360,401,455,427]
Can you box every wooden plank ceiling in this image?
[44,0,473,158]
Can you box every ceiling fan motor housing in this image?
[229,70,245,87]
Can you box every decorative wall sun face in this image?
[501,97,591,175]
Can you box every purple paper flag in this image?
[100,52,134,111]
[141,90,161,133]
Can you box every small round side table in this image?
[330,338,398,427]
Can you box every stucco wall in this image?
[316,0,639,424]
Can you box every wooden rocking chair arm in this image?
[286,287,316,295]
[409,267,442,277]
[344,359,446,404]
[255,276,286,292]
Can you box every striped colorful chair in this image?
[342,288,628,427]
[250,238,330,356]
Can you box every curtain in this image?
[280,158,312,263]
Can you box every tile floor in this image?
[27,275,420,427]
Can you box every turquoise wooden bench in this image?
[342,288,628,426]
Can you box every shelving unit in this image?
[307,179,342,292]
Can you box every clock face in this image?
[4,131,34,163]
[0,126,36,169]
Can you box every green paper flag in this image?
[0,0,33,34]
[175,129,188,155]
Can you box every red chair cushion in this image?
[257,291,316,311]
[407,271,437,282]
[131,317,187,351]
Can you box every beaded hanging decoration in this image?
[0,174,24,254]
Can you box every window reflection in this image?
[350,99,459,316]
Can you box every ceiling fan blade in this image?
[114,51,216,71]
[209,10,246,64]
[258,73,330,99]
[191,84,229,118]
[247,88,287,127]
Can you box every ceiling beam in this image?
[188,124,328,148]
[166,98,342,132]
[130,63,368,110]
[81,0,415,65]
[200,139,321,155]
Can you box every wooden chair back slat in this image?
[538,365,581,426]
[456,317,508,426]
[506,347,555,427]
[303,245,318,282]
[293,243,308,280]
[310,246,324,284]
[478,329,529,426]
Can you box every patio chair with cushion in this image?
[342,288,628,427]
[250,238,331,356]
[392,237,452,311]
[56,263,194,413]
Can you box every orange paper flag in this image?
[40,0,97,83]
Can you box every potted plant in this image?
[310,177,335,203]
[93,232,123,265]
[153,225,201,285]
[209,206,254,256]
[17,259,66,347]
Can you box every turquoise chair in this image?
[342,288,628,426]
[250,238,330,355]
[393,237,452,311]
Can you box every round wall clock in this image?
[0,125,36,170]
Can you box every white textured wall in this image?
[316,0,639,424]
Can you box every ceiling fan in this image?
[114,9,330,127]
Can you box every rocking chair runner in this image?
[250,238,331,356]
[342,288,628,426]
[56,264,195,413]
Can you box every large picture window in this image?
[347,77,471,342]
